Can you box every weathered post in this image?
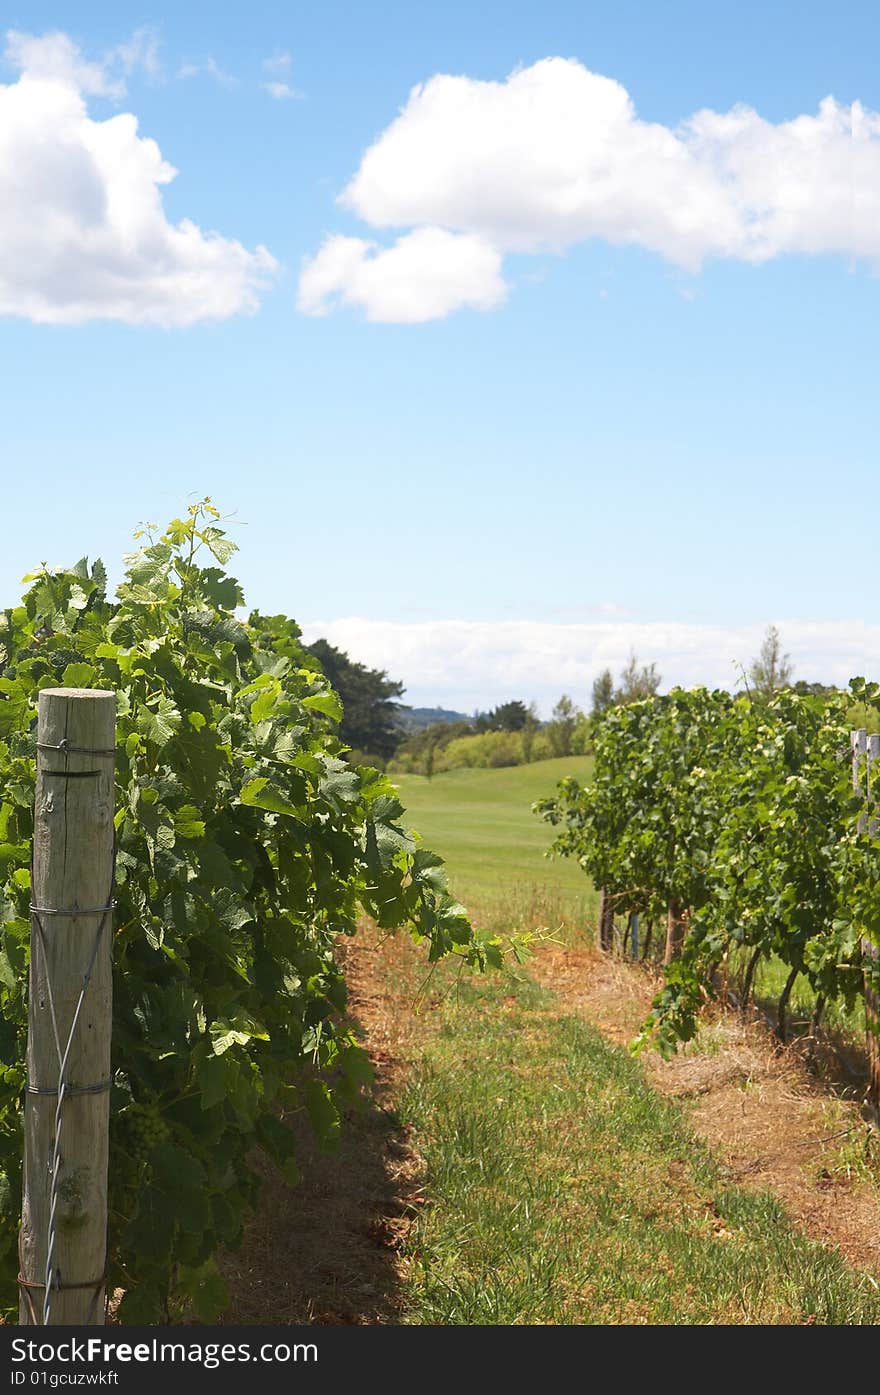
[19,689,115,1324]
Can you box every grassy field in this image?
[391,950,880,1324]
[375,756,880,1323]
[393,757,865,1049]
[392,757,597,932]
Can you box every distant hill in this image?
[397,705,473,733]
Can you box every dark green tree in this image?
[488,700,529,732]
[306,638,405,762]
[475,702,526,733]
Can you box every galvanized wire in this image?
[30,863,114,1324]
[17,721,117,1323]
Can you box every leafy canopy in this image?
[537,683,879,1060]
[0,500,499,1322]
[305,636,405,763]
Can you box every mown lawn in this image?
[381,757,880,1323]
[395,960,880,1325]
[393,758,867,1054]
[392,757,597,931]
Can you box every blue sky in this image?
[2,3,879,712]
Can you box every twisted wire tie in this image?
[30,903,115,917]
[26,1078,113,1097]
[36,740,116,757]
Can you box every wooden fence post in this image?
[19,689,115,1324]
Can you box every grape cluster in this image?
[48,647,84,679]
[123,1102,170,1161]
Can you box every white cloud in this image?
[300,56,880,320]
[5,26,161,97]
[5,29,124,98]
[0,31,276,326]
[298,617,880,716]
[262,81,302,101]
[112,26,161,83]
[176,56,238,90]
[262,50,291,75]
[297,227,507,322]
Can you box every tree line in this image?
[308,624,834,776]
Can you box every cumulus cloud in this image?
[5,29,125,97]
[297,228,506,322]
[5,26,161,97]
[297,617,880,716]
[0,31,276,326]
[300,56,880,320]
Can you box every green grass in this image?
[727,947,866,1045]
[397,963,880,1325]
[382,755,879,1321]
[392,757,597,932]
[393,758,866,1050]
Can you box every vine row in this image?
[0,501,504,1321]
[537,683,880,1098]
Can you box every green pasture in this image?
[392,757,597,932]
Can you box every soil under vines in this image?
[217,929,880,1323]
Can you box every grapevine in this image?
[0,499,499,1321]
[537,684,880,1072]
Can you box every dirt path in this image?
[222,929,880,1322]
[219,936,422,1324]
[531,939,880,1278]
